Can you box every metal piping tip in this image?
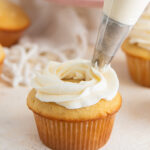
[92,14,131,69]
[92,52,106,68]
[92,49,112,68]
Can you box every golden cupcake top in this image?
[0,0,30,31]
[122,38,150,60]
[27,89,121,121]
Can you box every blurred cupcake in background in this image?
[0,0,30,47]
[0,45,5,74]
[122,5,150,87]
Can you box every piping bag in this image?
[92,0,149,68]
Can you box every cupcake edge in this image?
[125,53,150,87]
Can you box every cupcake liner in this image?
[34,113,115,150]
[0,64,2,74]
[0,60,4,74]
[0,30,23,47]
[126,54,150,87]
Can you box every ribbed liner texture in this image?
[34,113,115,150]
[0,63,3,74]
[0,65,2,74]
[0,30,22,46]
[126,54,150,87]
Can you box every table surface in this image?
[0,50,150,150]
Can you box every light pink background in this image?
[46,0,104,7]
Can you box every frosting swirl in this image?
[32,59,119,109]
[129,5,150,51]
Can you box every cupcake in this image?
[122,6,150,87]
[0,0,30,46]
[0,45,5,73]
[27,60,122,150]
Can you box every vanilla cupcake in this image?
[27,60,122,150]
[122,6,150,87]
[0,45,5,73]
[0,0,30,46]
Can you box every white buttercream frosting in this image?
[31,59,119,109]
[129,5,150,51]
